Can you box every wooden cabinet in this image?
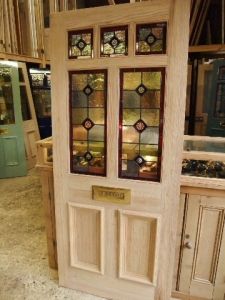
[174,188,225,300]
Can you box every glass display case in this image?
[29,68,51,138]
[182,135,225,178]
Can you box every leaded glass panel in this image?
[68,29,93,59]
[119,68,165,181]
[70,70,107,176]
[136,23,167,55]
[101,26,128,57]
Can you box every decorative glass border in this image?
[136,22,167,55]
[118,68,165,182]
[68,29,93,59]
[100,25,128,57]
[69,69,107,176]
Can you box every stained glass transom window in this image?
[215,83,225,118]
[119,68,165,181]
[70,70,107,176]
[100,26,128,57]
[68,29,93,59]
[136,23,167,55]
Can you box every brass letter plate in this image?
[92,185,131,205]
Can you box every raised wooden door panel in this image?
[51,1,190,300]
[178,192,225,300]
[18,63,40,169]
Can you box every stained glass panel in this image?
[70,70,107,176]
[136,23,167,55]
[119,68,165,181]
[101,26,128,57]
[68,29,93,59]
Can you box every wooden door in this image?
[206,60,225,137]
[0,62,27,178]
[178,191,225,300]
[51,1,190,300]
[18,63,40,169]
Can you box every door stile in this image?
[155,0,190,299]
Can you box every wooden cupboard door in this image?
[178,193,225,300]
[51,1,190,300]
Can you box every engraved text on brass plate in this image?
[92,185,131,204]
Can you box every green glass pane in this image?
[71,34,81,45]
[151,40,163,52]
[141,127,159,144]
[123,109,140,125]
[139,41,150,52]
[73,141,87,156]
[103,43,113,55]
[72,91,87,108]
[82,45,92,56]
[70,46,81,57]
[72,108,87,124]
[73,125,87,141]
[140,144,158,158]
[122,126,139,143]
[89,108,104,125]
[89,91,105,107]
[123,91,140,108]
[141,91,160,108]
[143,72,161,90]
[139,28,150,41]
[89,125,104,141]
[72,74,87,90]
[141,109,160,126]
[88,73,105,90]
[89,141,104,157]
[115,42,125,54]
[122,143,139,160]
[123,72,141,90]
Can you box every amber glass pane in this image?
[70,70,107,176]
[68,29,93,59]
[101,26,128,57]
[136,23,167,55]
[119,68,165,181]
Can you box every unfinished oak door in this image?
[51,1,190,300]
[178,192,225,300]
[18,63,40,169]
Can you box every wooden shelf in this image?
[0,52,50,65]
[189,44,225,53]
